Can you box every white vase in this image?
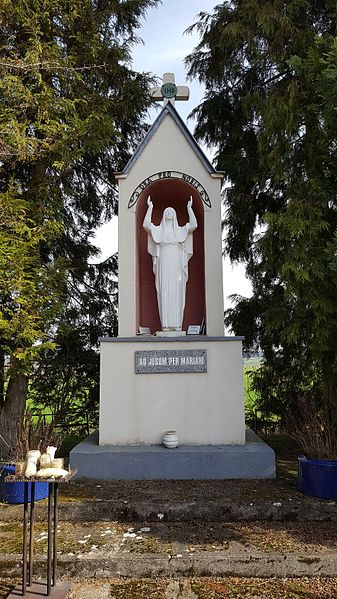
[25,456,37,477]
[40,453,52,468]
[163,430,179,449]
[26,449,41,460]
[46,446,57,461]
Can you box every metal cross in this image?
[151,72,190,107]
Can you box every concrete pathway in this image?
[1,477,337,596]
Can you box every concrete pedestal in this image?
[99,336,246,446]
[70,334,276,479]
[70,429,276,479]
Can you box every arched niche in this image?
[135,177,206,334]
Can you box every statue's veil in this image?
[147,207,193,285]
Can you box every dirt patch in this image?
[2,520,337,557]
[0,521,123,555]
[0,579,17,599]
[117,520,337,555]
[67,577,337,598]
[229,521,337,553]
[58,475,300,504]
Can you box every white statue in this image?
[143,196,197,331]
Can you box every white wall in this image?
[99,337,245,445]
[118,111,225,337]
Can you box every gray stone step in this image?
[2,550,337,580]
[1,496,337,523]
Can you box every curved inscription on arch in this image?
[128,171,211,209]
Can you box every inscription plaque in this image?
[135,349,207,374]
[128,171,211,209]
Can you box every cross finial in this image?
[151,72,190,107]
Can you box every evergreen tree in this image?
[0,0,160,452]
[186,1,337,419]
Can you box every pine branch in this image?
[0,61,107,72]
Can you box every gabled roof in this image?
[122,102,218,176]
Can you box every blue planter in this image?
[298,455,337,500]
[0,465,48,504]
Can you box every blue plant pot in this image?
[0,465,48,504]
[298,455,337,500]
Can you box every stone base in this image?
[99,336,246,445]
[8,581,72,599]
[70,429,276,480]
[155,330,186,337]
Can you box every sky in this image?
[94,1,252,311]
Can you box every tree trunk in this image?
[0,350,5,410]
[0,373,28,459]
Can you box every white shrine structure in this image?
[71,74,275,479]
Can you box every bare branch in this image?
[0,61,107,72]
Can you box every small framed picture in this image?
[187,325,201,335]
[138,326,151,335]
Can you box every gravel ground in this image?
[68,577,337,598]
[1,453,337,597]
[2,520,337,556]
[3,577,337,599]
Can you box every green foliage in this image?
[0,0,160,439]
[186,2,337,437]
[0,184,64,370]
[29,254,119,423]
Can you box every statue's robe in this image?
[147,208,194,330]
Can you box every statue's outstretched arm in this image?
[187,196,197,232]
[143,196,153,232]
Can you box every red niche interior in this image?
[135,178,206,334]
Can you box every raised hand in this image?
[187,195,193,209]
[147,196,153,209]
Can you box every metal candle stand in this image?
[4,471,76,597]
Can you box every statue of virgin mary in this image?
[143,196,197,331]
